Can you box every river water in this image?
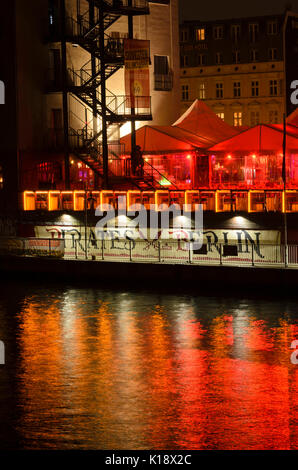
[0,281,297,450]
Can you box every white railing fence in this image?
[0,236,297,269]
[70,239,294,268]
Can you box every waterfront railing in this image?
[0,236,297,269]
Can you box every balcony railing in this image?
[106,95,152,117]
[102,0,149,10]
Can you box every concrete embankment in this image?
[0,255,297,295]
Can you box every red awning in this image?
[209,124,298,153]
[173,99,239,144]
[287,108,298,128]
[120,125,213,154]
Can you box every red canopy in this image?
[287,108,298,128]
[209,124,298,153]
[120,125,213,154]
[173,99,239,143]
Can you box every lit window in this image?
[233,82,241,97]
[195,28,206,41]
[250,111,260,126]
[199,83,206,100]
[249,23,259,42]
[267,21,278,35]
[216,82,223,99]
[270,79,278,96]
[216,112,225,120]
[231,25,241,42]
[251,80,259,97]
[234,112,242,127]
[182,85,189,101]
[0,165,3,189]
[269,110,279,124]
[213,26,224,40]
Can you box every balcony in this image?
[106,95,152,121]
[98,0,150,15]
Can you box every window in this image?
[268,21,278,35]
[231,25,241,42]
[232,50,240,64]
[181,55,189,67]
[269,110,279,123]
[0,165,3,190]
[154,55,169,75]
[216,112,225,120]
[233,112,243,127]
[199,83,206,100]
[251,81,259,97]
[249,23,259,42]
[195,28,206,41]
[49,0,59,29]
[37,161,61,186]
[268,48,278,61]
[233,82,241,97]
[215,52,223,65]
[213,26,224,39]
[197,54,207,66]
[154,55,172,91]
[250,111,260,126]
[216,82,223,99]
[270,79,278,96]
[180,29,189,42]
[182,85,189,101]
[250,49,259,62]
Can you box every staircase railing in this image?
[115,158,177,189]
[68,68,151,119]
[142,161,177,189]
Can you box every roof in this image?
[209,124,298,153]
[173,99,239,144]
[120,125,213,154]
[287,107,298,128]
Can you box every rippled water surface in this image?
[0,281,297,450]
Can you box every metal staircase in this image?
[48,0,153,189]
[69,120,175,190]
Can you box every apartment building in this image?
[180,10,298,128]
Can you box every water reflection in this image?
[0,285,297,449]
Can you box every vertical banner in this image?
[124,39,150,110]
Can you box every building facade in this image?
[0,0,180,213]
[179,11,298,128]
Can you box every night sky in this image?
[179,0,298,22]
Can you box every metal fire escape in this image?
[50,0,155,189]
